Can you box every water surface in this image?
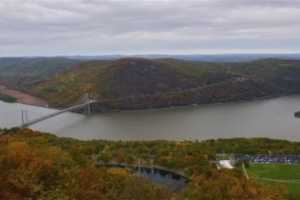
[1,96,300,141]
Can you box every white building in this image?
[217,160,234,170]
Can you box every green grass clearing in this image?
[247,163,300,199]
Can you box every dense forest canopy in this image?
[0,128,290,199]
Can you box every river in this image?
[1,95,300,141]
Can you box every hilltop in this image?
[32,58,232,108]
[1,57,300,110]
[31,58,300,110]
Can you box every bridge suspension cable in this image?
[20,93,96,128]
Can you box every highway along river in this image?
[1,95,300,141]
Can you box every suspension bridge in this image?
[20,94,97,128]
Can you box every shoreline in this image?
[0,85,48,107]
[0,84,297,114]
[98,93,288,114]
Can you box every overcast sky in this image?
[1,0,300,56]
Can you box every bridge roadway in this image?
[21,100,96,128]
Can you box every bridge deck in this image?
[21,100,96,128]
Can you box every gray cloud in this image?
[0,0,300,56]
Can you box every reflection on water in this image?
[97,162,189,191]
[1,95,300,141]
[136,167,188,191]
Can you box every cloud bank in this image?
[0,0,300,56]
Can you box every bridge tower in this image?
[21,110,28,127]
[86,93,92,115]
[78,93,90,115]
[87,100,91,115]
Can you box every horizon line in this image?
[2,52,300,58]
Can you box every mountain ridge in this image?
[29,57,300,110]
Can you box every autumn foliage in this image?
[0,129,286,199]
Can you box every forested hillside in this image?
[32,58,300,110]
[0,57,80,91]
[0,128,287,200]
[1,57,300,110]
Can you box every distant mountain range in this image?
[3,53,299,62]
[66,53,300,62]
[0,57,80,90]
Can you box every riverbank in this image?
[0,85,48,107]
[0,93,17,103]
[94,92,285,115]
[0,82,295,115]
